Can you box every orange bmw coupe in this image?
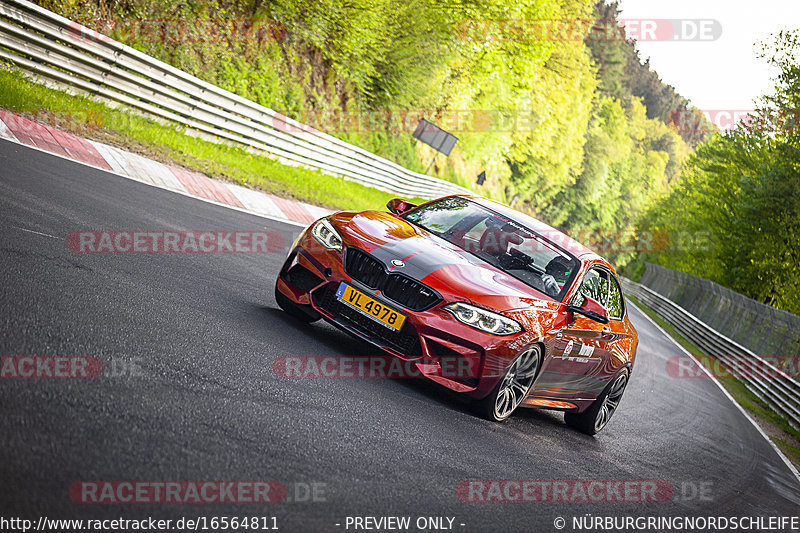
[275,195,638,434]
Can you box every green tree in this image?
[639,29,800,313]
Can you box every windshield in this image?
[403,197,580,301]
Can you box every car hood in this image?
[332,211,560,312]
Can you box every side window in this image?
[607,274,624,319]
[578,269,609,307]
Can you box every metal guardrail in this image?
[623,277,800,429]
[640,262,800,359]
[0,0,472,199]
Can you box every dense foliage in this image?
[38,0,691,213]
[638,30,800,314]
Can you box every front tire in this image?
[274,282,320,323]
[475,346,542,422]
[565,368,629,435]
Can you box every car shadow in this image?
[514,405,566,427]
[515,406,612,444]
[254,303,385,356]
[253,302,600,438]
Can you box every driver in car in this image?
[542,256,572,298]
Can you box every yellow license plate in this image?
[336,282,407,331]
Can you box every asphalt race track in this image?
[2,138,799,532]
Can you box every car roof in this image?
[455,195,602,263]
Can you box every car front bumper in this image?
[275,236,526,398]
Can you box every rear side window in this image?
[578,269,609,307]
[607,275,624,319]
[576,267,625,320]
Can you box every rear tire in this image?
[475,346,542,422]
[274,282,320,323]
[565,368,629,435]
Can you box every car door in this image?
[601,270,635,369]
[535,267,615,399]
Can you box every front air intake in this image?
[344,248,442,311]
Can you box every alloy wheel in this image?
[594,372,628,432]
[493,347,541,420]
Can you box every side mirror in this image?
[386,198,418,215]
[566,295,610,324]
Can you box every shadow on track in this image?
[256,302,599,438]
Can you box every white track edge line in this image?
[629,300,800,485]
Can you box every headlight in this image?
[444,303,522,336]
[311,218,342,251]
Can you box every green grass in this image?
[0,67,425,212]
[628,294,800,468]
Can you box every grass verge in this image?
[0,67,424,212]
[628,294,800,470]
